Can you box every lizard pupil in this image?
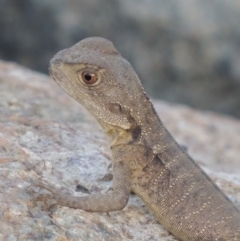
[84,73,92,81]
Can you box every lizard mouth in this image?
[49,61,71,94]
[49,56,61,77]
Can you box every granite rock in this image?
[0,61,239,240]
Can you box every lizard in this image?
[33,37,240,241]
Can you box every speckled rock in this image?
[0,60,239,241]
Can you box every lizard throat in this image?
[98,120,133,148]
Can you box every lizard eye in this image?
[81,72,98,85]
[77,68,103,87]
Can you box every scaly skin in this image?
[34,37,240,241]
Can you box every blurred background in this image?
[1,0,240,118]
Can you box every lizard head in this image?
[49,37,148,131]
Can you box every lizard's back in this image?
[127,138,240,241]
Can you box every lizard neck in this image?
[99,94,172,153]
[131,93,172,149]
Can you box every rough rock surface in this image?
[0,60,239,241]
[1,0,240,117]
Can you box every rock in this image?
[0,60,239,240]
[1,0,240,117]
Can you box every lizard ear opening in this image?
[108,103,122,114]
[77,69,101,86]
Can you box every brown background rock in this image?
[0,60,239,240]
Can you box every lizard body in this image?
[35,37,240,240]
